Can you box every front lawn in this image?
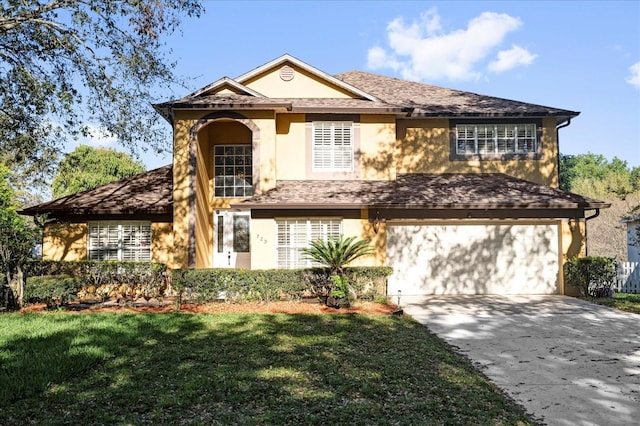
[0,312,533,425]
[588,292,640,314]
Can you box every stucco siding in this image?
[42,222,87,261]
[243,65,355,99]
[151,222,174,266]
[395,117,559,187]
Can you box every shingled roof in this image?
[236,173,608,211]
[154,58,579,122]
[334,71,579,118]
[20,165,173,217]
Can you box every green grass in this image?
[588,292,640,314]
[0,312,533,425]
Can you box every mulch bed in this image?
[20,298,399,315]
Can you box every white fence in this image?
[615,262,640,293]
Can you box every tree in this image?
[559,152,640,260]
[0,164,37,309]
[51,145,146,198]
[302,235,374,308]
[0,0,203,186]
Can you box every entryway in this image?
[213,210,250,268]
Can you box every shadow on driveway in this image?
[403,295,640,426]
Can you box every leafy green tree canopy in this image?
[0,0,203,185]
[559,153,640,198]
[51,145,146,198]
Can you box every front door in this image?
[213,210,250,268]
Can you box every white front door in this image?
[213,211,251,268]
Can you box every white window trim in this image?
[455,123,537,155]
[275,218,343,269]
[311,121,354,172]
[88,222,152,262]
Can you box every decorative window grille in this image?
[214,145,253,197]
[88,222,151,262]
[312,121,354,171]
[456,124,537,154]
[276,219,342,269]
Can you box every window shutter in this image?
[312,122,353,171]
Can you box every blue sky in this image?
[91,1,640,170]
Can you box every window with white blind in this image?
[88,222,151,262]
[456,123,537,155]
[276,219,342,269]
[312,121,354,171]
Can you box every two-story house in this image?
[22,54,609,296]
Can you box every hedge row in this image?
[25,260,168,303]
[22,260,392,308]
[172,266,393,307]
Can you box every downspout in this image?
[555,118,572,189]
[583,208,601,256]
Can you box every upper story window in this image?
[312,121,354,171]
[214,145,253,198]
[276,218,342,269]
[88,222,151,262]
[455,123,538,155]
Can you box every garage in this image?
[386,222,560,296]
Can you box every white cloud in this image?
[82,124,117,147]
[627,61,640,89]
[367,9,535,82]
[488,45,538,73]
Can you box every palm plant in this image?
[302,235,374,307]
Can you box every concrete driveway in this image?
[402,295,640,426]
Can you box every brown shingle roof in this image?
[236,174,608,210]
[334,71,579,118]
[20,165,173,216]
[154,65,579,120]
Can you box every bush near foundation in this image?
[564,257,616,298]
[171,267,392,308]
[24,260,168,303]
[25,275,81,308]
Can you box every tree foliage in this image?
[559,152,640,259]
[0,163,37,308]
[0,0,203,186]
[559,153,640,198]
[51,145,146,198]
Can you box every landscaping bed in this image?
[20,298,398,315]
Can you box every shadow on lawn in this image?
[1,313,533,425]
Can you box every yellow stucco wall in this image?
[249,214,385,270]
[42,223,87,261]
[360,115,397,180]
[275,114,306,180]
[243,64,355,99]
[559,218,587,296]
[41,221,174,265]
[395,117,559,187]
[274,114,397,181]
[151,222,174,266]
[172,110,278,268]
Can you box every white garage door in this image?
[386,222,559,295]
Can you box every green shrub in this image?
[24,260,168,303]
[171,266,393,308]
[25,275,81,308]
[564,257,616,298]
